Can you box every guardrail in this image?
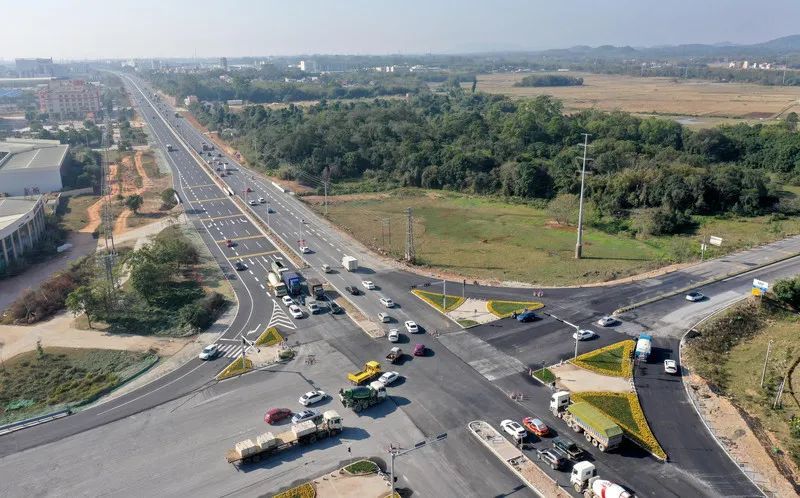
[0,408,71,436]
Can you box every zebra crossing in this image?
[216,343,245,358]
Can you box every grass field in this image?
[572,341,635,378]
[0,347,155,424]
[411,289,465,312]
[308,189,800,286]
[468,72,800,123]
[487,300,544,317]
[59,194,100,232]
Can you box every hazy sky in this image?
[2,0,799,59]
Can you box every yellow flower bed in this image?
[411,289,465,313]
[256,326,284,346]
[570,340,634,378]
[273,482,315,498]
[572,391,667,461]
[486,300,544,318]
[216,357,253,380]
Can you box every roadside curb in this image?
[409,290,469,330]
[613,251,800,316]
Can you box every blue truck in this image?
[635,334,652,362]
[282,271,302,295]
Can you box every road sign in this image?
[709,236,723,247]
[753,279,769,292]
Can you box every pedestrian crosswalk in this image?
[216,343,245,358]
[268,299,297,329]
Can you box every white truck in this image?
[570,462,633,498]
[342,255,358,272]
[550,391,624,452]
[225,410,342,466]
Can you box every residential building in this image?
[38,79,101,119]
[15,58,63,78]
[299,60,318,72]
[0,138,69,196]
[220,57,228,71]
[0,195,47,270]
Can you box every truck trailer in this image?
[341,255,358,271]
[550,392,624,452]
[282,271,301,295]
[338,382,387,412]
[225,410,342,466]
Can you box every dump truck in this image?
[271,260,288,275]
[635,333,652,362]
[225,410,342,466]
[550,391,624,452]
[386,347,403,364]
[347,360,381,385]
[342,255,358,271]
[338,382,387,412]
[308,278,325,299]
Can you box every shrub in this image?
[773,277,800,309]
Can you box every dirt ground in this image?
[312,470,391,498]
[446,298,498,325]
[685,372,798,497]
[471,72,800,120]
[549,362,633,392]
[80,163,118,234]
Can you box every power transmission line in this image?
[405,207,415,263]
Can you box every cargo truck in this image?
[635,334,652,362]
[550,391,624,452]
[347,360,381,385]
[342,255,358,271]
[225,410,342,466]
[267,272,288,297]
[282,271,301,295]
[569,461,632,498]
[386,347,403,364]
[308,278,324,299]
[338,382,387,412]
[271,260,288,275]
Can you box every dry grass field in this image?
[469,72,800,123]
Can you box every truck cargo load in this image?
[282,271,301,295]
[342,255,358,271]
[386,347,403,364]
[347,360,381,385]
[566,402,623,452]
[271,260,288,274]
[635,334,652,362]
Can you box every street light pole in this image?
[388,433,447,497]
[575,133,590,259]
[544,311,582,360]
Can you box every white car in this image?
[248,199,257,206]
[300,246,311,254]
[291,409,317,424]
[597,316,617,327]
[378,371,400,386]
[289,304,304,319]
[387,329,400,342]
[686,291,705,302]
[500,419,527,440]
[379,297,395,308]
[258,197,266,203]
[321,264,331,273]
[298,390,327,406]
[362,280,375,290]
[573,329,596,341]
[281,296,294,306]
[198,344,219,360]
[405,320,419,334]
[664,359,679,375]
[378,312,390,323]
[307,301,321,314]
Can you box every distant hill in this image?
[752,34,800,51]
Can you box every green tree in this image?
[125,194,144,214]
[160,188,178,209]
[65,285,100,328]
[773,277,800,308]
[547,193,579,225]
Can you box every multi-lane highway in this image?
[1,72,791,496]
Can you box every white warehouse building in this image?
[0,138,69,196]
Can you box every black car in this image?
[345,286,361,296]
[329,301,343,314]
[234,262,247,271]
[536,448,568,470]
[552,437,585,461]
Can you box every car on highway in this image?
[248,199,257,206]
[226,239,236,248]
[664,359,679,375]
[379,297,395,308]
[597,315,618,327]
[405,320,419,333]
[267,207,275,213]
[522,417,550,436]
[289,304,304,319]
[322,264,331,273]
[378,312,390,323]
[282,295,294,306]
[298,390,327,406]
[378,371,400,386]
[387,329,400,342]
[300,246,311,254]
[342,286,359,296]
[329,301,343,314]
[291,409,317,424]
[264,407,292,424]
[500,419,527,440]
[307,300,321,314]
[258,197,266,203]
[413,343,426,356]
[536,448,567,470]
[552,437,585,461]
[234,262,247,271]
[516,310,538,322]
[362,280,375,290]
[573,329,596,341]
[686,291,705,302]
[246,187,253,193]
[198,344,219,360]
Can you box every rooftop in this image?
[0,196,41,233]
[0,138,68,172]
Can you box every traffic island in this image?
[570,340,635,378]
[411,290,541,328]
[272,459,392,498]
[216,357,253,380]
[486,299,544,318]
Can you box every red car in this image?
[264,407,292,424]
[413,344,426,356]
[226,239,236,248]
[522,416,550,436]
[246,187,253,193]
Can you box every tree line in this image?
[514,74,584,87]
[189,88,800,235]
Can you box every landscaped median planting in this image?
[411,289,465,313]
[343,459,379,475]
[487,299,544,318]
[531,367,555,384]
[572,391,667,461]
[571,340,634,378]
[255,326,283,346]
[216,357,253,381]
[273,482,315,498]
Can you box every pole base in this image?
[574,244,582,259]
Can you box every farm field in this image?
[306,189,800,286]
[468,72,800,123]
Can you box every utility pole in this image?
[760,339,773,388]
[575,133,590,259]
[442,279,447,311]
[388,433,447,497]
[323,166,330,216]
[99,115,117,308]
[462,279,466,300]
[405,208,415,263]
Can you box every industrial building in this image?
[0,195,47,270]
[38,79,101,120]
[15,58,64,78]
[0,138,69,196]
